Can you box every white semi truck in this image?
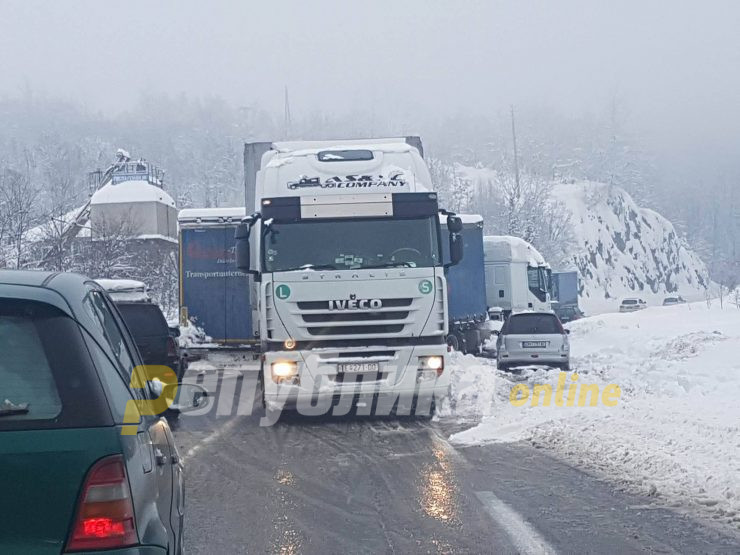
[235,138,463,415]
[483,235,551,316]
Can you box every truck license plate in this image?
[522,341,547,348]
[337,362,380,374]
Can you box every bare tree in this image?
[72,212,139,279]
[0,168,38,267]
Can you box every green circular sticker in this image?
[419,279,433,295]
[275,284,291,300]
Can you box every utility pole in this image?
[283,86,292,140]
[510,105,521,194]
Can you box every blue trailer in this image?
[178,208,254,347]
[442,214,489,353]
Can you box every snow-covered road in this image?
[447,301,740,530]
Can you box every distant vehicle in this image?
[98,279,188,380]
[483,236,551,316]
[551,270,582,322]
[662,296,686,306]
[496,311,570,371]
[619,298,647,312]
[482,307,505,355]
[555,305,584,323]
[0,270,206,554]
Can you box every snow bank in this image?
[446,301,740,527]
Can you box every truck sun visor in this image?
[391,192,438,217]
[261,197,301,222]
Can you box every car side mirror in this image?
[235,223,252,273]
[168,326,181,338]
[565,329,571,334]
[171,383,210,414]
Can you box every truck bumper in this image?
[263,343,449,415]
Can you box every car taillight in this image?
[167,336,177,358]
[65,455,137,552]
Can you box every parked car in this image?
[496,311,570,371]
[619,297,647,312]
[98,279,187,380]
[482,307,505,355]
[662,295,686,306]
[0,270,205,554]
[554,305,584,323]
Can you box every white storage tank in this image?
[89,164,177,241]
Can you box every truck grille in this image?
[307,324,405,336]
[296,297,414,338]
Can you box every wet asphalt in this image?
[171,370,740,555]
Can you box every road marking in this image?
[180,417,239,465]
[475,491,558,555]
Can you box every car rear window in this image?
[623,299,637,305]
[0,299,111,431]
[0,315,62,420]
[116,303,167,338]
[506,314,561,334]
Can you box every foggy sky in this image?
[1,0,739,167]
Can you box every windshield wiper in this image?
[0,400,29,417]
[279,263,338,272]
[361,261,415,269]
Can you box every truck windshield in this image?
[527,265,548,303]
[263,216,441,272]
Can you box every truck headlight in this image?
[418,355,444,376]
[271,361,299,384]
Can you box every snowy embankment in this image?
[444,301,740,528]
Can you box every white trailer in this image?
[483,235,551,315]
[235,138,463,416]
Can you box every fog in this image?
[1,1,739,175]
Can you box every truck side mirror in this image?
[446,215,463,233]
[449,232,464,267]
[235,223,252,273]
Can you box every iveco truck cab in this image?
[236,138,462,416]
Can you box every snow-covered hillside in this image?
[552,181,710,314]
[445,301,740,528]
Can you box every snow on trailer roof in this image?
[483,235,547,266]
[178,207,246,223]
[439,213,483,226]
[90,180,175,207]
[264,141,420,169]
[271,138,415,155]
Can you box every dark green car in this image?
[0,271,189,554]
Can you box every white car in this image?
[619,298,646,312]
[496,311,570,371]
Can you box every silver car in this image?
[619,297,647,312]
[496,311,570,371]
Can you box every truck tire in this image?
[464,329,481,354]
[446,334,460,352]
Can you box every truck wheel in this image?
[447,334,460,352]
[464,329,481,355]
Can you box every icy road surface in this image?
[171,367,739,554]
